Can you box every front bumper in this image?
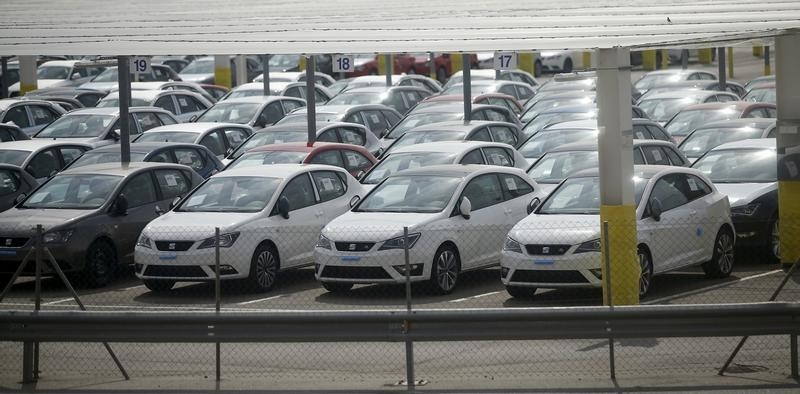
[0,240,84,275]
[134,245,250,281]
[500,250,602,289]
[731,216,771,248]
[314,247,430,284]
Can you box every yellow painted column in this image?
[698,48,713,64]
[519,52,535,75]
[214,55,231,88]
[582,52,592,70]
[450,53,464,75]
[298,56,307,71]
[642,50,656,71]
[377,54,394,75]
[600,205,639,305]
[753,45,763,58]
[18,56,37,95]
[778,182,800,265]
[775,33,800,268]
[660,49,669,69]
[727,47,734,79]
[765,46,772,76]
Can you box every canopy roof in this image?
[2,0,799,55]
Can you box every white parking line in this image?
[449,291,502,303]
[236,295,285,305]
[42,298,74,306]
[120,285,145,291]
[643,269,782,305]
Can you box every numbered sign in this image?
[493,52,517,70]
[129,57,151,75]
[332,54,354,73]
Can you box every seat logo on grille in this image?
[542,246,550,254]
[4,239,11,246]
[169,243,176,250]
[349,244,356,251]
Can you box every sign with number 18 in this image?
[333,55,354,73]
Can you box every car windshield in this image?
[665,108,740,136]
[680,127,765,159]
[227,151,308,169]
[634,74,682,91]
[196,103,260,124]
[442,83,496,96]
[97,98,150,107]
[528,151,599,183]
[523,98,594,123]
[269,54,299,69]
[181,59,214,74]
[21,174,121,209]
[692,149,776,183]
[519,129,598,159]
[134,131,198,143]
[362,152,456,184]
[0,150,30,166]
[388,131,466,153]
[69,151,148,168]
[36,66,70,80]
[178,176,281,213]
[386,112,461,139]
[356,175,460,213]
[638,97,701,122]
[523,112,596,137]
[36,114,115,138]
[225,90,264,100]
[539,176,647,215]
[327,92,381,106]
[743,88,776,103]
[277,113,339,124]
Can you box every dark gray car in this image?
[0,164,37,212]
[0,162,203,288]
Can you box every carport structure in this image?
[2,0,800,306]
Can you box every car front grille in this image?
[334,242,375,252]
[0,237,29,248]
[511,269,588,284]
[321,266,391,279]
[144,265,207,278]
[525,244,571,256]
[155,241,195,252]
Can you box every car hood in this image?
[508,214,600,245]
[323,211,442,242]
[143,211,260,241]
[714,182,776,207]
[78,81,118,92]
[0,208,95,234]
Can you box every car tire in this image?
[428,244,460,295]
[506,285,536,298]
[638,246,654,298]
[534,60,543,77]
[562,58,573,73]
[143,279,175,292]
[83,240,116,288]
[702,227,735,278]
[767,216,780,263]
[247,244,279,292]
[436,66,447,84]
[321,281,354,293]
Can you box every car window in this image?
[459,149,485,165]
[0,128,13,142]
[338,127,366,146]
[59,147,85,166]
[489,126,517,146]
[25,149,60,179]
[173,148,206,171]
[641,145,671,165]
[153,95,176,113]
[156,113,177,125]
[342,150,372,171]
[515,85,535,100]
[77,93,102,107]
[133,112,164,132]
[498,173,533,199]
[470,127,492,142]
[260,102,284,125]
[283,86,303,99]
[281,100,304,113]
[381,110,401,127]
[224,128,249,149]
[633,124,653,140]
[498,85,518,98]
[0,169,20,196]
[176,95,206,113]
[314,88,329,103]
[344,112,363,125]
[149,150,172,163]
[664,147,686,166]
[715,94,735,103]
[649,173,689,212]
[765,107,777,118]
[633,148,646,164]
[484,109,508,122]
[646,125,671,141]
[309,150,345,167]
[154,169,190,200]
[461,174,504,211]
[199,131,226,156]
[316,130,339,143]
[120,172,158,208]
[482,147,514,166]
[682,174,712,200]
[4,106,30,128]
[363,111,389,135]
[30,105,58,126]
[311,170,346,202]
[704,95,718,103]
[279,173,316,211]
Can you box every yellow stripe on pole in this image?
[19,83,38,96]
[582,52,592,70]
[450,53,464,75]
[753,46,763,58]
[727,47,734,78]
[778,181,800,267]
[298,56,307,71]
[519,53,535,75]
[600,204,639,306]
[642,50,656,71]
[765,62,772,76]
[698,48,713,64]
[377,54,389,75]
[214,67,231,89]
[660,49,669,69]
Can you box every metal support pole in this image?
[33,225,42,379]
[402,227,415,391]
[462,54,472,124]
[118,56,131,164]
[22,341,34,383]
[717,48,726,91]
[428,52,436,81]
[305,56,316,147]
[681,49,689,70]
[792,334,798,379]
[1,58,8,99]
[18,56,37,96]
[262,55,270,96]
[385,54,392,87]
[765,46,772,75]
[602,221,616,380]
[234,55,247,87]
[215,227,221,382]
[495,69,500,80]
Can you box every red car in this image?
[664,101,777,144]
[415,93,523,114]
[198,84,230,102]
[350,54,478,83]
[225,141,378,177]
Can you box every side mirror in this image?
[111,194,128,216]
[14,193,26,205]
[349,195,361,208]
[110,129,121,141]
[459,196,472,219]
[71,72,81,80]
[527,197,541,215]
[277,196,290,219]
[649,198,663,221]
[189,115,198,122]
[169,196,181,209]
[155,205,165,216]
[49,169,58,178]
[355,170,366,180]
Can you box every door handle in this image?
[689,210,697,216]
[315,211,324,217]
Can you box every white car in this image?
[537,50,581,74]
[361,140,529,188]
[501,165,733,298]
[315,165,543,294]
[135,164,365,292]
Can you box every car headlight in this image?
[730,203,760,217]
[136,234,152,249]
[574,238,601,254]
[503,237,522,254]
[197,232,240,249]
[378,233,421,251]
[43,229,74,244]
[316,234,332,250]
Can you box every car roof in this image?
[709,138,776,151]
[694,118,775,130]
[340,86,425,94]
[572,164,688,179]
[145,122,249,133]
[63,106,168,116]
[88,142,209,154]
[406,120,516,133]
[641,69,715,77]
[545,139,678,154]
[389,164,518,178]
[258,121,365,133]
[245,141,371,154]
[218,96,295,104]
[0,98,56,110]
[58,162,188,177]
[39,60,82,68]
[640,89,727,100]
[0,139,92,151]
[105,89,164,101]
[680,101,772,111]
[216,163,344,179]
[390,140,512,154]
[537,104,597,114]
[292,103,397,114]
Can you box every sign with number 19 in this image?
[129,57,151,75]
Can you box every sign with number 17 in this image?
[333,55,354,73]
[494,52,517,70]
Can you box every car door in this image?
[153,168,192,208]
[24,148,61,183]
[337,126,367,148]
[199,130,227,158]
[2,106,32,136]
[676,173,716,264]
[132,112,164,133]
[310,170,349,223]
[456,173,510,268]
[497,172,536,225]
[281,99,305,114]
[272,173,323,268]
[257,101,284,127]
[362,110,390,137]
[222,127,250,152]
[110,171,160,262]
[640,145,672,165]
[0,168,23,212]
[488,125,518,146]
[467,127,492,142]
[640,173,695,272]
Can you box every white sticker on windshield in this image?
[370,114,380,123]
[27,192,47,204]
[187,195,205,206]
[687,177,699,191]
[164,174,178,187]
[321,177,334,191]
[407,160,421,169]
[651,149,663,162]
[370,169,387,179]
[178,98,188,106]
[346,154,358,167]
[490,154,505,165]
[504,177,518,191]
[786,161,799,178]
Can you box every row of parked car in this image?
[0,58,785,300]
